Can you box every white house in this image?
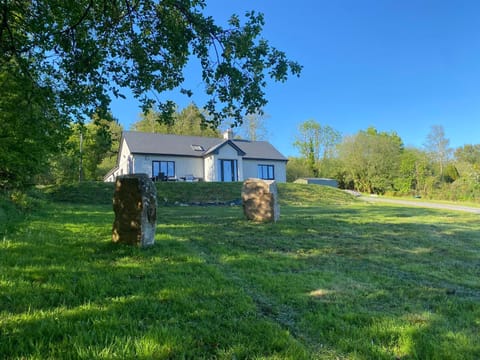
[104,130,288,183]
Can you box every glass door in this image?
[220,160,237,182]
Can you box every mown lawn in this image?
[1,183,479,359]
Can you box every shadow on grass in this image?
[159,204,480,359]
[1,204,306,359]
[1,202,479,359]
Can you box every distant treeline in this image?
[288,121,480,202]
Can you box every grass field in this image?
[1,183,479,359]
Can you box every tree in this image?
[286,157,312,182]
[293,120,341,177]
[98,120,124,177]
[453,144,480,186]
[318,125,342,161]
[454,144,480,165]
[338,127,403,194]
[0,61,69,189]
[424,125,451,181]
[237,111,270,141]
[1,1,301,127]
[394,147,433,196]
[82,115,117,180]
[173,104,220,137]
[293,120,320,176]
[2,1,301,188]
[131,103,220,137]
[49,114,119,183]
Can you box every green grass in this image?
[36,181,243,206]
[1,183,479,359]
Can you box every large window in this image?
[152,161,175,180]
[220,159,238,182]
[258,164,274,180]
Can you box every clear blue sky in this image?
[110,0,480,157]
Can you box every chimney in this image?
[223,128,234,140]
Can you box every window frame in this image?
[152,160,175,179]
[220,159,238,182]
[257,164,275,180]
[191,144,205,151]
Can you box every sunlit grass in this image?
[1,183,479,359]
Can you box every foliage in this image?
[235,111,270,141]
[97,119,124,178]
[1,1,301,189]
[293,120,341,177]
[1,182,479,359]
[286,157,313,182]
[444,163,459,183]
[338,127,403,194]
[454,144,480,184]
[444,177,480,202]
[455,144,480,166]
[131,103,219,137]
[0,192,24,237]
[1,0,301,127]
[288,124,479,201]
[424,125,452,181]
[48,115,121,183]
[0,61,69,189]
[393,147,434,196]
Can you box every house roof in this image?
[121,131,288,161]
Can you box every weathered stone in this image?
[242,178,280,222]
[112,174,157,247]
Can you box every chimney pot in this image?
[223,129,234,140]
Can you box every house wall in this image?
[243,159,287,183]
[204,155,216,181]
[114,141,133,177]
[133,155,204,179]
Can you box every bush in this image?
[0,192,26,237]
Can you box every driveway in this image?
[358,195,480,214]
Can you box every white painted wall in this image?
[204,155,216,181]
[118,141,132,176]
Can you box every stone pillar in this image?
[112,174,157,247]
[242,178,280,222]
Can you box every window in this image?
[220,159,238,182]
[258,165,274,180]
[191,144,204,151]
[152,161,175,180]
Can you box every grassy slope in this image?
[1,183,479,359]
[0,196,20,237]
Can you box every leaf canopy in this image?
[1,0,302,127]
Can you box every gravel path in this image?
[358,195,480,214]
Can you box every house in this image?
[294,178,338,188]
[104,130,288,183]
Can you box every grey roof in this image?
[121,131,287,161]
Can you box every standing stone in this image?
[112,174,157,247]
[242,178,280,222]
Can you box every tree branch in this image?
[59,0,94,36]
